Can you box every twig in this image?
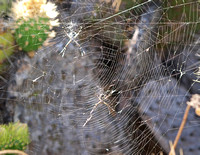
[0,150,28,155]
[169,105,191,155]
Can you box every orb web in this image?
[1,0,200,155]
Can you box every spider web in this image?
[1,0,200,155]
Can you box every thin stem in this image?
[169,105,191,155]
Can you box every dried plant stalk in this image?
[0,150,28,155]
[169,105,191,155]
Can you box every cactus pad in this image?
[0,0,10,15]
[0,31,14,63]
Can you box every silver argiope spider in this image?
[83,91,116,127]
[60,21,85,57]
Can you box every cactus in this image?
[0,122,30,151]
[14,17,50,52]
[0,0,11,15]
[0,0,7,14]
[0,32,14,63]
[0,20,14,65]
[11,0,59,53]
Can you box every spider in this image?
[83,91,116,127]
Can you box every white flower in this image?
[11,0,60,28]
[50,19,60,27]
[40,2,59,19]
[48,31,56,38]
